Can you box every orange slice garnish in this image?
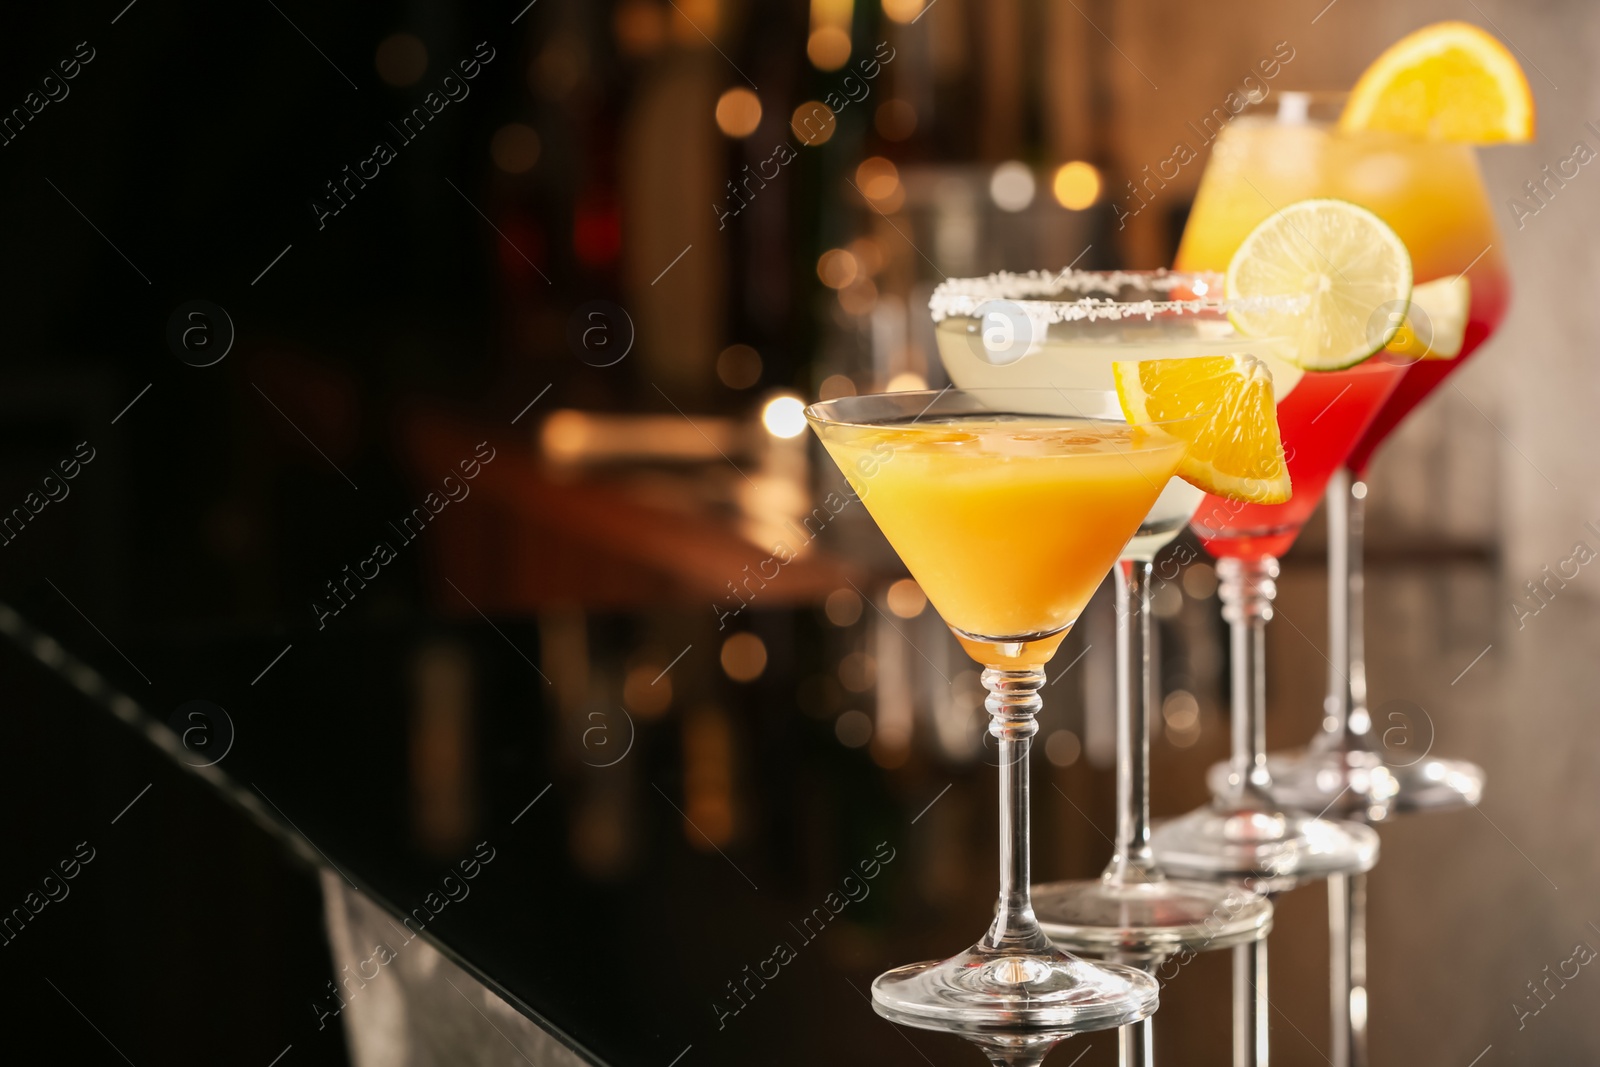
[1113,355,1290,505]
[1340,21,1534,143]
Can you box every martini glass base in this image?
[1205,750,1485,820]
[1271,747,1484,819]
[1032,878,1273,958]
[1150,806,1378,892]
[871,941,1159,1033]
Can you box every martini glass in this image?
[1163,94,1413,1067]
[931,272,1281,971]
[1189,92,1498,821]
[807,387,1191,1033]
[1154,102,1395,891]
[1182,90,1506,1067]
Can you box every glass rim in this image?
[1234,90,1479,146]
[804,386,1204,432]
[928,268,1308,324]
[1245,89,1350,112]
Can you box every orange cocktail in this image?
[1176,97,1508,476]
[807,388,1186,1034]
[816,419,1183,644]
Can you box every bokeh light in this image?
[1183,562,1218,600]
[623,662,672,717]
[717,344,762,389]
[807,26,851,70]
[882,0,926,24]
[837,277,879,315]
[839,652,876,693]
[885,578,927,618]
[613,0,667,56]
[1152,579,1184,618]
[818,374,857,400]
[817,248,859,289]
[761,395,807,438]
[1052,161,1102,210]
[835,710,873,748]
[720,632,768,681]
[824,588,863,626]
[715,87,763,138]
[855,156,901,201]
[491,124,542,174]
[1045,729,1082,767]
[669,0,720,44]
[532,37,587,98]
[989,161,1036,212]
[875,99,917,140]
[1163,690,1202,747]
[791,101,837,146]
[886,371,927,392]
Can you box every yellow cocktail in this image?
[815,420,1183,649]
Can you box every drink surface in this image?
[1175,116,1509,473]
[816,417,1184,642]
[934,317,1300,559]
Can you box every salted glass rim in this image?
[804,386,1203,433]
[928,268,1308,325]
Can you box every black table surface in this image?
[2,546,1594,1067]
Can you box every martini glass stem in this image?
[979,1045,1056,1067]
[1327,469,1373,1067]
[1109,559,1160,885]
[1219,556,1277,1067]
[1347,475,1370,726]
[1234,940,1269,1067]
[1121,1017,1154,1067]
[1329,872,1370,1067]
[1322,469,1374,752]
[981,665,1051,952]
[1327,468,1352,733]
[1217,556,1279,808]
